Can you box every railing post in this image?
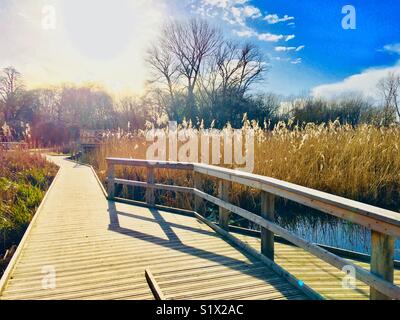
[146,167,155,207]
[218,180,230,230]
[194,172,203,215]
[107,162,115,199]
[261,191,275,261]
[370,231,395,300]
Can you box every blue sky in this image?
[1,0,399,98]
[176,0,400,97]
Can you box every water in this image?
[278,216,400,260]
[230,205,400,260]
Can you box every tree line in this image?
[0,18,399,146]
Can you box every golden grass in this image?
[85,121,400,212]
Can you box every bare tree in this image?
[377,72,400,123]
[35,88,62,122]
[0,67,24,122]
[197,41,266,108]
[147,19,268,124]
[237,44,266,96]
[160,18,222,118]
[146,44,179,100]
[217,42,266,98]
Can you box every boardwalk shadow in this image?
[106,200,302,299]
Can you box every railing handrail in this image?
[106,157,400,300]
[107,157,400,237]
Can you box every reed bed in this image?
[86,121,400,212]
[82,121,399,253]
[0,150,58,273]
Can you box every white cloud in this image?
[275,45,304,52]
[312,62,400,100]
[274,57,302,64]
[275,46,296,52]
[196,0,261,26]
[264,13,294,24]
[285,34,295,41]
[242,5,262,19]
[194,1,301,46]
[233,27,288,42]
[258,32,284,42]
[383,43,400,55]
[233,28,255,38]
[201,0,229,8]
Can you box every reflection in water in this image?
[233,205,400,260]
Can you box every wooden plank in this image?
[0,167,61,296]
[108,157,400,300]
[194,172,203,215]
[145,167,155,207]
[145,269,166,300]
[218,180,230,230]
[107,158,194,171]
[7,156,400,301]
[193,211,322,300]
[261,191,275,261]
[194,188,400,299]
[370,231,395,300]
[193,163,400,238]
[107,163,115,199]
[113,178,193,194]
[1,157,310,301]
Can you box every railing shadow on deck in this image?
[105,158,400,300]
[106,200,302,300]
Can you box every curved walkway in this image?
[0,157,306,300]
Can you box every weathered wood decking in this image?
[0,157,306,300]
[0,157,398,300]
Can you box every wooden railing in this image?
[106,157,400,300]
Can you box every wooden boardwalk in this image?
[0,157,306,300]
[1,156,399,300]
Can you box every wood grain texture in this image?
[370,231,395,300]
[218,180,230,231]
[0,157,306,300]
[260,192,275,261]
[233,233,400,300]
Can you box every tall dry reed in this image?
[86,121,400,212]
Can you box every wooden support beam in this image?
[192,211,324,300]
[105,157,400,299]
[194,188,400,299]
[194,172,203,215]
[370,231,395,300]
[145,268,166,300]
[146,167,155,207]
[107,163,115,199]
[261,191,275,261]
[218,180,230,230]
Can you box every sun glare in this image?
[4,0,166,94]
[61,0,139,61]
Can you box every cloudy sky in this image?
[0,0,399,99]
